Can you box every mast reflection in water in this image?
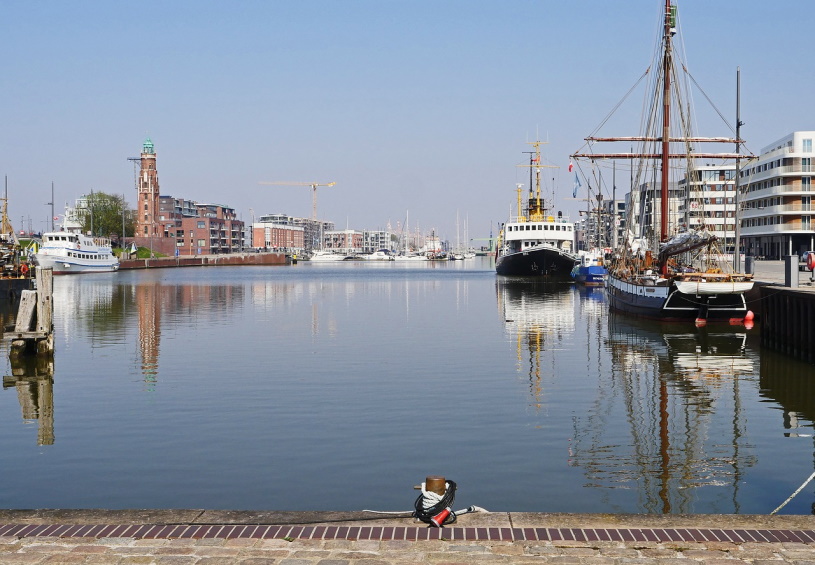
[579,315,757,514]
[497,279,771,514]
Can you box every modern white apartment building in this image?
[739,131,815,259]
[680,164,739,254]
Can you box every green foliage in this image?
[78,192,135,240]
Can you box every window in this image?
[803,177,811,192]
[804,216,812,230]
[805,139,813,152]
[197,221,205,229]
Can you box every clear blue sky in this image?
[2,0,812,242]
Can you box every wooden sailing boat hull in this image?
[606,274,749,322]
[495,246,577,280]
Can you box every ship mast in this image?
[519,141,556,222]
[660,0,672,245]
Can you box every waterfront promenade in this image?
[752,258,814,286]
[2,509,815,564]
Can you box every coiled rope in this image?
[362,478,486,525]
[413,480,457,526]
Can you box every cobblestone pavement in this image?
[1,510,815,564]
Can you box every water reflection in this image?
[3,264,814,512]
[759,348,815,438]
[573,315,758,513]
[3,356,54,445]
[496,280,574,409]
[1,301,55,445]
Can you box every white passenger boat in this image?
[33,232,120,274]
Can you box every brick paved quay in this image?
[1,510,815,564]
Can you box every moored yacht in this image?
[360,249,394,261]
[308,249,349,261]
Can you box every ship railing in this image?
[507,215,572,224]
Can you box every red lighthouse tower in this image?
[135,138,160,245]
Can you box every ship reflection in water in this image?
[496,280,787,514]
[578,314,758,514]
[496,279,575,411]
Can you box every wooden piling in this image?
[5,267,53,357]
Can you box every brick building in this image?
[133,138,244,256]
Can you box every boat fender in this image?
[20,263,28,276]
[807,252,815,272]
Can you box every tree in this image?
[77,192,135,242]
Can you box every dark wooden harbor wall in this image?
[759,285,815,365]
[119,252,287,270]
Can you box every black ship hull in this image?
[495,247,577,280]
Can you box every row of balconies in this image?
[742,203,812,215]
[741,163,814,182]
[740,223,812,235]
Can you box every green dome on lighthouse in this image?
[143,137,155,154]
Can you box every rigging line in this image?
[586,67,652,140]
[681,64,738,137]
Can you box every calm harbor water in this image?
[2,257,815,515]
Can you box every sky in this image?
[2,0,813,243]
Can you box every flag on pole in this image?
[568,161,574,173]
[573,172,582,198]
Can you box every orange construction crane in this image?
[258,181,336,221]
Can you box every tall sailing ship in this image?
[495,141,578,279]
[571,0,753,323]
